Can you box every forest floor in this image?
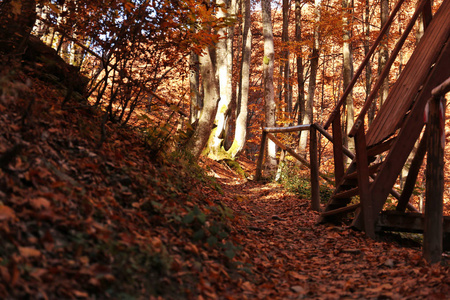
[1,45,450,299]
[201,158,450,299]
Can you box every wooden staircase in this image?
[318,0,450,238]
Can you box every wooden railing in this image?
[255,124,337,212]
[423,76,450,263]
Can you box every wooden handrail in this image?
[348,0,430,137]
[263,124,311,133]
[432,76,450,97]
[323,0,407,130]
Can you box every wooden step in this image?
[345,161,383,180]
[334,187,359,199]
[376,211,450,233]
[367,137,396,157]
[321,203,360,217]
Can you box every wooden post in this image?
[396,130,428,212]
[255,130,267,181]
[355,126,375,238]
[332,112,345,186]
[310,125,320,211]
[423,95,445,263]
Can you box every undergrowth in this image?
[278,163,333,203]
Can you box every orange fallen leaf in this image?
[289,271,309,281]
[30,268,47,280]
[18,246,41,258]
[29,197,51,210]
[241,281,255,292]
[0,205,15,221]
[72,290,89,298]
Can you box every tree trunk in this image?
[0,0,37,55]
[378,0,389,107]
[295,0,305,126]
[282,0,291,114]
[299,0,321,153]
[366,0,375,125]
[342,0,354,164]
[223,0,237,149]
[228,0,252,158]
[262,0,277,172]
[205,0,231,160]
[189,51,201,124]
[186,47,219,160]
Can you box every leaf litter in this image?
[0,63,449,299]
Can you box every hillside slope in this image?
[1,44,450,300]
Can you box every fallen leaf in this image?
[241,281,255,292]
[289,271,309,280]
[29,197,51,210]
[18,247,41,258]
[0,205,15,221]
[72,290,89,298]
[291,285,306,293]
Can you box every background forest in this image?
[8,0,444,206]
[1,0,450,298]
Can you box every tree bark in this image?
[282,0,291,114]
[186,47,219,160]
[262,0,277,172]
[205,0,231,160]
[295,0,305,126]
[189,51,201,124]
[228,0,252,158]
[342,0,354,164]
[378,0,389,107]
[299,0,322,153]
[366,0,375,125]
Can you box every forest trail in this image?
[202,158,450,299]
[1,58,449,298]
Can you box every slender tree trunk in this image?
[366,0,375,125]
[299,0,321,153]
[262,0,277,172]
[205,0,231,160]
[378,0,389,107]
[342,0,354,163]
[189,51,201,124]
[282,0,291,114]
[295,0,305,126]
[223,0,237,149]
[186,47,219,160]
[228,0,252,158]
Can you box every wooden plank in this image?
[366,138,396,157]
[377,211,450,233]
[345,161,383,180]
[396,129,427,212]
[423,95,445,263]
[334,187,359,199]
[355,126,375,238]
[366,0,450,146]
[255,130,267,181]
[432,76,450,97]
[310,126,320,211]
[263,124,311,133]
[352,26,450,231]
[320,203,360,217]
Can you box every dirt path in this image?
[205,160,450,299]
